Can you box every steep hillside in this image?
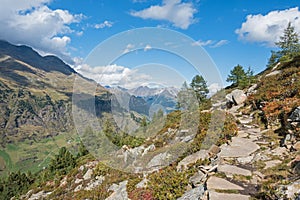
[0,41,109,175]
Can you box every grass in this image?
[214,189,240,194]
[0,132,80,177]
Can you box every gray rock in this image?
[74,178,83,184]
[28,191,52,200]
[289,106,300,122]
[85,176,105,191]
[218,164,252,176]
[247,84,257,95]
[136,178,148,188]
[237,155,254,164]
[147,152,172,170]
[177,150,209,171]
[230,89,247,105]
[266,70,281,77]
[209,191,250,200]
[189,171,206,187]
[285,180,300,199]
[74,184,83,192]
[106,180,128,200]
[83,169,93,180]
[181,135,194,143]
[220,137,260,158]
[207,176,244,190]
[264,160,281,169]
[177,186,205,200]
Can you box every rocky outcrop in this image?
[177,186,205,200]
[106,181,128,200]
[289,106,300,122]
[226,89,247,106]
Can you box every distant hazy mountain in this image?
[128,85,179,98]
[108,85,179,115]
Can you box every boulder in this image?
[231,89,247,105]
[177,186,205,200]
[289,106,300,122]
[226,89,247,106]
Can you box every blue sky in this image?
[0,0,300,89]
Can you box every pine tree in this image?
[49,147,76,175]
[226,65,254,88]
[190,75,209,104]
[226,65,246,87]
[275,22,300,59]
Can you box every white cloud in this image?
[94,20,113,29]
[208,83,222,95]
[236,7,300,46]
[144,44,152,51]
[192,40,213,46]
[211,40,229,48]
[0,0,83,62]
[77,64,152,88]
[191,39,229,48]
[122,43,135,54]
[130,0,197,29]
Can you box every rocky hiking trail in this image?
[22,94,300,200]
[189,104,299,200]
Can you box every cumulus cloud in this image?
[0,0,83,62]
[94,20,113,29]
[236,7,300,46]
[191,39,229,48]
[77,64,152,88]
[130,0,197,29]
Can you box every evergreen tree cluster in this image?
[226,65,255,88]
[0,171,34,200]
[268,22,300,68]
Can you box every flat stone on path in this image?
[177,150,209,171]
[264,160,281,169]
[209,191,250,200]
[207,176,244,190]
[218,164,252,176]
[237,131,249,138]
[220,137,260,158]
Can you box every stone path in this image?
[205,109,263,200]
